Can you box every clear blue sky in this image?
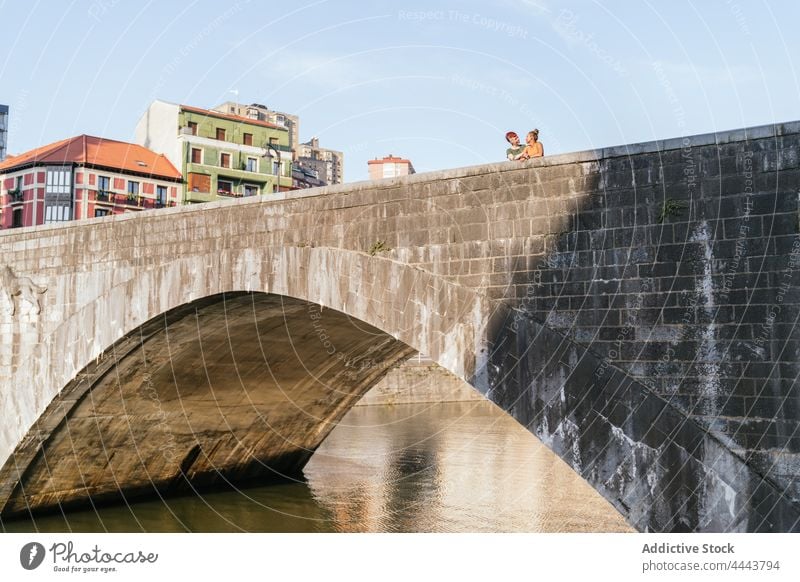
[1,0,798,181]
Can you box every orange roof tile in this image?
[180,104,288,131]
[0,135,182,180]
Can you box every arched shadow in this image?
[0,292,414,518]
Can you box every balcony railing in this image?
[7,189,23,202]
[92,190,175,209]
[215,188,264,198]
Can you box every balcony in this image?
[7,189,23,203]
[268,143,292,153]
[91,190,175,210]
[185,190,217,204]
[95,192,140,207]
[185,186,265,203]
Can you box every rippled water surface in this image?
[3,400,633,533]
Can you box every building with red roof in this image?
[367,155,416,180]
[0,135,182,229]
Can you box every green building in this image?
[135,100,292,204]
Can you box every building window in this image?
[46,168,71,193]
[98,175,110,194]
[272,160,280,175]
[44,167,73,223]
[383,164,397,178]
[191,148,202,164]
[12,208,23,228]
[156,185,167,205]
[243,184,258,197]
[95,208,109,217]
[217,179,233,195]
[220,153,231,168]
[243,133,253,146]
[44,204,71,223]
[15,175,23,190]
[216,128,226,141]
[128,181,139,195]
[188,121,198,135]
[245,157,257,172]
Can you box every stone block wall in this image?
[355,356,484,406]
[504,127,800,506]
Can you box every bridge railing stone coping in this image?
[1,119,797,240]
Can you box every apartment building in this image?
[135,100,292,204]
[367,155,415,180]
[296,137,344,185]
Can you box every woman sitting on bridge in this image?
[517,129,544,160]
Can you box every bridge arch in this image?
[0,242,493,519]
[0,292,419,516]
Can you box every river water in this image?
[2,400,633,533]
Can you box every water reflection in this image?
[306,401,632,532]
[2,400,633,533]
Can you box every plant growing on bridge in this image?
[368,240,392,256]
[657,198,688,223]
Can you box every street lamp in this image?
[265,142,281,193]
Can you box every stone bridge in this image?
[1,122,800,532]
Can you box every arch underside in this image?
[0,292,414,518]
